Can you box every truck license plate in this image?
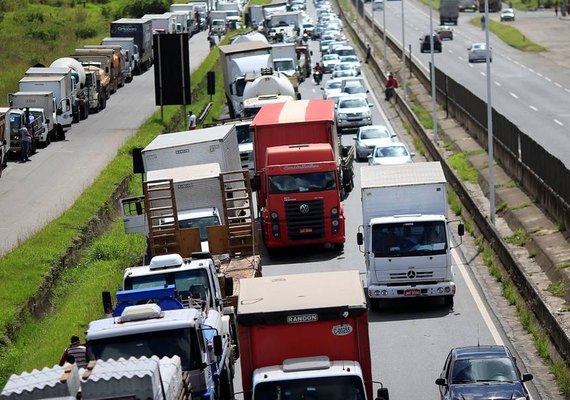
[404,288,421,296]
[299,228,313,233]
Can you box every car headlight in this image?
[339,113,347,118]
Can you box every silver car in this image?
[368,142,415,165]
[468,43,492,63]
[335,96,373,133]
[353,125,398,162]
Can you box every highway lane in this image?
[0,30,211,256]
[245,6,543,397]
[364,0,570,167]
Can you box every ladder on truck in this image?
[220,170,257,256]
[143,179,181,256]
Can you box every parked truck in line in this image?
[210,10,230,34]
[269,10,303,29]
[439,0,459,24]
[0,108,8,177]
[8,91,57,147]
[272,42,302,87]
[237,270,389,400]
[111,18,153,74]
[50,58,95,123]
[7,107,44,156]
[25,66,89,123]
[18,75,73,140]
[219,41,273,118]
[80,63,109,113]
[84,44,130,85]
[357,162,464,309]
[71,47,122,94]
[142,13,177,34]
[217,2,241,26]
[250,99,354,251]
[87,288,235,400]
[1,356,191,400]
[101,37,139,81]
[120,163,226,253]
[242,69,296,117]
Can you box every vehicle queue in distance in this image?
[311,0,534,397]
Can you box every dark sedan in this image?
[420,34,442,53]
[436,345,533,400]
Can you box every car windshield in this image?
[269,171,337,194]
[340,99,367,108]
[374,145,408,157]
[334,71,354,77]
[360,128,390,140]
[371,221,447,257]
[326,81,342,89]
[344,85,365,94]
[336,49,356,57]
[341,56,358,63]
[323,54,338,60]
[452,357,518,383]
[254,376,366,400]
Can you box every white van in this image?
[373,0,384,10]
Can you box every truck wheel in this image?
[444,295,454,308]
[73,112,80,124]
[369,298,381,311]
[333,243,344,252]
[219,365,235,400]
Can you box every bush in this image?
[26,27,58,42]
[75,26,98,39]
[122,0,170,18]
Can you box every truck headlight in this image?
[332,220,339,227]
[270,212,278,220]
[331,207,338,216]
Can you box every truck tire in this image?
[444,295,454,307]
[369,297,380,311]
[218,364,235,400]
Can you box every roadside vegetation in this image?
[468,17,545,51]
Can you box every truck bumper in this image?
[367,280,456,299]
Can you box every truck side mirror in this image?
[101,291,113,315]
[458,223,465,236]
[224,276,234,297]
[356,232,363,245]
[376,387,389,400]
[213,335,223,356]
[251,175,261,191]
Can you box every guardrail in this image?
[338,1,570,367]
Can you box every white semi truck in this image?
[8,91,56,146]
[357,162,464,309]
[242,70,296,117]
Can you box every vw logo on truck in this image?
[299,203,310,214]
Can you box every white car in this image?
[321,79,343,98]
[353,125,398,161]
[335,96,373,133]
[322,53,341,73]
[500,8,515,21]
[468,42,492,63]
[368,142,415,165]
[333,63,358,76]
[339,55,361,74]
[332,69,358,79]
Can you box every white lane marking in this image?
[480,71,486,77]
[554,119,564,126]
[452,250,504,345]
[545,77,552,82]
[565,88,570,93]
[510,92,519,99]
[555,82,562,88]
[494,81,501,87]
[528,68,534,73]
[537,73,543,78]
[513,60,520,66]
[529,105,538,112]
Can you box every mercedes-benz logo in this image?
[407,270,416,279]
[299,204,310,214]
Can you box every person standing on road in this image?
[58,335,88,368]
[480,15,486,30]
[385,72,398,101]
[365,43,371,63]
[554,2,559,16]
[188,111,197,130]
[19,124,32,163]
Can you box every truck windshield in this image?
[87,328,200,371]
[371,221,447,257]
[269,171,337,194]
[254,376,366,400]
[274,60,295,72]
[236,124,252,144]
[124,269,214,308]
[9,114,22,130]
[179,215,221,241]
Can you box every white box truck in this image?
[120,163,225,253]
[142,124,241,173]
[356,162,464,309]
[101,37,139,81]
[8,91,57,146]
[18,75,73,139]
[142,13,177,34]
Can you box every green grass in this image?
[547,281,566,297]
[411,104,434,130]
[468,18,546,52]
[505,228,529,246]
[447,153,479,183]
[249,0,273,4]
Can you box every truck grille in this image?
[285,199,325,241]
[389,271,434,280]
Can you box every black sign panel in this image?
[153,33,191,106]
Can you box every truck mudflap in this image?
[367,280,456,300]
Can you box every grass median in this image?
[0,29,246,385]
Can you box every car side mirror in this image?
[320,87,324,90]
[369,104,374,107]
[310,50,313,55]
[435,378,447,386]
[353,137,358,140]
[522,373,533,382]
[410,152,415,156]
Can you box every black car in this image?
[436,345,534,400]
[420,34,442,53]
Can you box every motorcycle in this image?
[302,32,309,43]
[313,71,322,85]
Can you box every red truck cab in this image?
[237,271,389,400]
[251,100,346,250]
